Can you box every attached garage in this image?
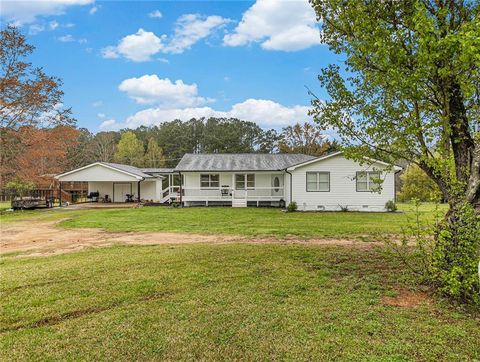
[55,162,166,203]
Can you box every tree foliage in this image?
[144,137,166,168]
[278,122,339,156]
[397,164,442,202]
[0,26,75,186]
[309,0,479,303]
[114,131,144,166]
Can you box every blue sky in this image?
[1,0,339,132]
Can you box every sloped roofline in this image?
[55,162,145,180]
[286,151,403,171]
[174,153,316,172]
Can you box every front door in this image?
[114,183,132,202]
[271,175,283,196]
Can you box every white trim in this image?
[55,162,143,180]
[287,151,402,171]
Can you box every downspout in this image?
[285,168,293,206]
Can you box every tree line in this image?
[1,119,339,187]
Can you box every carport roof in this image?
[99,162,154,178]
[56,162,157,180]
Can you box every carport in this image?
[55,162,164,203]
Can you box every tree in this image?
[91,132,118,162]
[397,164,442,202]
[65,128,94,170]
[309,0,479,302]
[278,122,339,156]
[114,131,144,166]
[0,26,75,186]
[144,137,166,168]
[14,126,79,185]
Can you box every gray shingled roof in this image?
[175,154,317,172]
[100,162,154,178]
[140,168,176,174]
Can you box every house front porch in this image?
[177,172,286,207]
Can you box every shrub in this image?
[5,178,35,196]
[385,200,397,212]
[386,200,479,305]
[287,201,297,212]
[338,204,349,212]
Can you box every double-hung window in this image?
[306,172,330,192]
[200,174,220,189]
[235,174,255,190]
[356,171,381,192]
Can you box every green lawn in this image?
[59,203,448,238]
[0,201,11,212]
[1,243,478,361]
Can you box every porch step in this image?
[232,199,247,208]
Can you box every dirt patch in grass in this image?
[382,289,432,308]
[0,218,385,257]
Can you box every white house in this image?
[55,152,402,211]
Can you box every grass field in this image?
[1,243,479,361]
[58,203,448,238]
[0,201,11,212]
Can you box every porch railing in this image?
[170,186,284,201]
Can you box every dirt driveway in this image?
[1,217,382,257]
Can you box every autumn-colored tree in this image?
[278,122,339,156]
[114,131,144,166]
[144,137,166,168]
[0,26,75,186]
[14,126,79,185]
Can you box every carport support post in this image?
[137,181,141,202]
[59,181,62,207]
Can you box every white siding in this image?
[88,180,161,202]
[58,164,139,182]
[290,154,396,211]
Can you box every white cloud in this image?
[58,34,74,42]
[148,10,162,18]
[97,113,106,118]
[101,28,165,62]
[102,14,229,61]
[163,14,231,54]
[92,100,103,107]
[0,0,94,25]
[57,34,87,43]
[158,57,169,63]
[223,0,320,51]
[100,46,119,59]
[29,24,45,35]
[118,75,213,108]
[99,119,119,131]
[115,98,310,130]
[49,20,59,30]
[89,6,98,15]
